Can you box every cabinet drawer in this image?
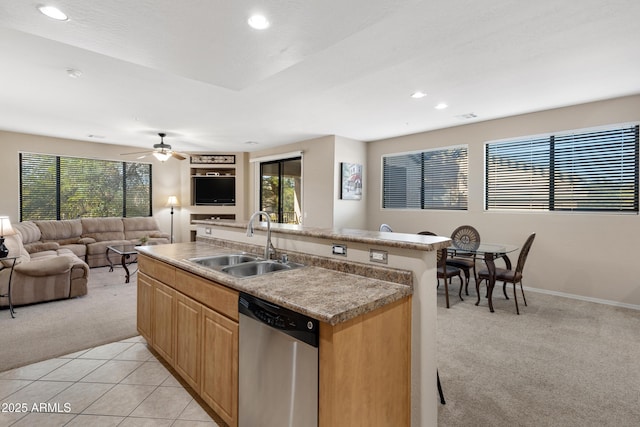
[139,255,176,285]
[175,269,239,322]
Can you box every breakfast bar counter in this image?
[136,221,449,427]
[136,241,413,325]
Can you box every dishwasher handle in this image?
[239,293,319,347]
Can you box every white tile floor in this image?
[0,336,220,427]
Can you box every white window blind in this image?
[486,136,550,210]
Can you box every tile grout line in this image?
[2,337,219,426]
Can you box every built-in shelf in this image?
[190,213,236,222]
[191,167,235,177]
[181,153,244,244]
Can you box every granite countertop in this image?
[137,242,413,325]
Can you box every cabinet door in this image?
[175,293,202,392]
[153,280,175,365]
[201,306,238,427]
[137,273,154,344]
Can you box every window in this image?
[20,153,152,220]
[259,157,302,224]
[382,146,468,210]
[485,124,639,212]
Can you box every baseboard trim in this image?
[523,286,640,311]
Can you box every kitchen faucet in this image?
[246,211,275,259]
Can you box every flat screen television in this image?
[192,176,236,206]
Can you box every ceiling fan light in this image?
[153,151,172,162]
[38,6,69,21]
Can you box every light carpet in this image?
[2,266,639,426]
[437,286,640,426]
[0,267,138,372]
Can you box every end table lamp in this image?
[166,196,180,243]
[0,216,16,258]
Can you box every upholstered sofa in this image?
[0,233,89,309]
[14,216,170,268]
[1,216,168,310]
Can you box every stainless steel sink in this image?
[189,253,260,268]
[188,253,304,278]
[221,260,304,278]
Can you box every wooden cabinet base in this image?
[138,255,411,427]
[319,297,411,427]
[138,255,239,427]
[201,305,239,426]
[175,293,202,393]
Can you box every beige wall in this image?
[248,135,336,227]
[366,95,640,307]
[247,135,368,229]
[0,130,183,240]
[334,135,368,229]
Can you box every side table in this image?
[106,245,139,283]
[1,256,19,318]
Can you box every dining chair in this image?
[379,224,393,232]
[477,232,536,315]
[418,231,463,308]
[437,370,445,405]
[446,225,480,296]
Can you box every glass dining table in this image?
[447,242,519,312]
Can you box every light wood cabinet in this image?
[201,305,239,427]
[175,292,202,392]
[319,297,411,427]
[137,254,411,427]
[136,272,153,344]
[137,255,239,427]
[152,280,175,365]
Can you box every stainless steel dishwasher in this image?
[238,292,319,427]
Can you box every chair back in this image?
[417,231,437,236]
[451,225,480,251]
[515,233,536,274]
[379,224,393,232]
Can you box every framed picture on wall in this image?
[340,162,363,200]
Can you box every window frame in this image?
[259,156,302,224]
[381,144,469,211]
[484,123,639,213]
[19,152,153,221]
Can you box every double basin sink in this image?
[188,253,304,278]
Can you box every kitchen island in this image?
[137,223,448,427]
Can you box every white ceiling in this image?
[0,0,639,154]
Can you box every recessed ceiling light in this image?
[248,14,270,30]
[410,91,427,99]
[435,103,448,110]
[38,5,68,21]
[245,141,259,145]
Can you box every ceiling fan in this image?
[121,133,187,161]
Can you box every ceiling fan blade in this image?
[120,134,184,161]
[121,150,153,156]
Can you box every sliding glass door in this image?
[260,157,302,224]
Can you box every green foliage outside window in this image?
[259,158,301,224]
[20,153,152,220]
